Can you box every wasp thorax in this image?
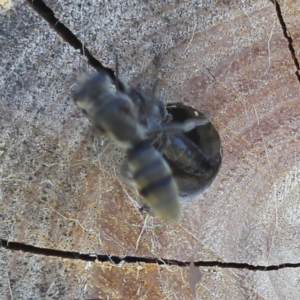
[74,73,146,150]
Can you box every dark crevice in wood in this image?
[1,239,300,271]
[271,0,300,82]
[25,0,116,82]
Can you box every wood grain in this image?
[1,0,300,299]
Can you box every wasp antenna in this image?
[153,54,162,73]
[114,53,127,93]
[115,53,120,92]
[181,118,210,132]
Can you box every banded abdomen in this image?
[127,142,180,222]
[164,132,212,175]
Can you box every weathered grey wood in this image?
[1,249,89,299]
[1,0,300,299]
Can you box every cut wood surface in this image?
[1,0,300,299]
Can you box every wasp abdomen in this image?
[127,142,180,222]
[165,133,212,175]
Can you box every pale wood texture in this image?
[1,0,300,299]
[0,0,11,11]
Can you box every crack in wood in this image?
[25,0,116,81]
[1,239,299,271]
[271,0,300,82]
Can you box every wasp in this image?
[74,63,221,218]
[122,81,222,195]
[164,103,222,196]
[73,72,181,222]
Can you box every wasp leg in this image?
[120,160,146,197]
[155,135,168,155]
[120,160,142,198]
[146,118,210,138]
[120,159,134,186]
[114,53,127,93]
[120,159,153,214]
[139,203,151,214]
[163,118,210,133]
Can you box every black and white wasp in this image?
[73,65,221,221]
